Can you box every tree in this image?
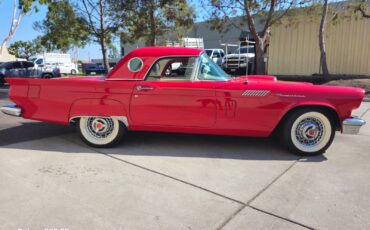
[8,37,45,59]
[310,1,351,76]
[0,0,48,54]
[110,0,194,46]
[34,0,90,53]
[75,0,117,70]
[319,0,329,75]
[205,0,310,74]
[352,0,370,19]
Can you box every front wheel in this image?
[0,75,5,87]
[71,69,77,75]
[282,109,335,156]
[78,117,125,148]
[42,73,53,79]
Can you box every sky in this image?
[0,0,205,61]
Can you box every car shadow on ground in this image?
[67,129,328,162]
[0,121,74,147]
[0,122,328,162]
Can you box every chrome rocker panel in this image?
[0,104,22,117]
[342,117,366,135]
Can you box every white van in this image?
[30,53,78,75]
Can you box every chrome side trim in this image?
[242,90,270,97]
[0,104,22,117]
[275,93,306,98]
[69,116,129,127]
[342,117,366,135]
[105,78,142,81]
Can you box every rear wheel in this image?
[282,109,335,156]
[78,117,125,148]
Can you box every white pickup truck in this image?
[222,46,255,75]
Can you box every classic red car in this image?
[1,47,366,155]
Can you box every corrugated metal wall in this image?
[268,17,370,75]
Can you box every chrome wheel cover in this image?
[295,117,324,147]
[86,117,114,139]
[291,112,332,153]
[79,117,120,146]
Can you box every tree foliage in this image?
[8,37,45,59]
[34,0,90,52]
[205,0,313,74]
[109,0,195,46]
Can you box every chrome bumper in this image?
[342,117,366,135]
[0,104,22,117]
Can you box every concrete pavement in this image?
[1,87,369,230]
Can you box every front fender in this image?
[275,101,341,132]
[288,101,338,115]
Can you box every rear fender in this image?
[69,99,129,127]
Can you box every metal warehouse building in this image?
[122,8,370,76]
[269,14,370,75]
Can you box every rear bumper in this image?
[342,117,366,134]
[0,104,22,117]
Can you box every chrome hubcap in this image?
[86,117,114,139]
[295,117,324,147]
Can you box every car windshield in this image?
[29,58,37,62]
[0,62,12,68]
[205,50,213,56]
[198,53,231,81]
[234,46,255,54]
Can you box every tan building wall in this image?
[268,17,370,75]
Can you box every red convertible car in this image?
[1,47,366,155]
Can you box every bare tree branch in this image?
[263,0,276,35]
[81,0,99,35]
[1,0,26,54]
[356,7,370,18]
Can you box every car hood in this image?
[224,75,364,102]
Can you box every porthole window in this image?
[128,57,143,72]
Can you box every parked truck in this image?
[222,46,255,75]
[29,53,78,75]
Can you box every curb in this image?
[364,98,370,102]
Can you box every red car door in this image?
[129,80,217,127]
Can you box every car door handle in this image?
[136,85,154,91]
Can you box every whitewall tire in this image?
[282,109,335,155]
[78,117,125,148]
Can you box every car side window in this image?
[4,62,14,69]
[35,59,43,65]
[213,51,221,58]
[146,56,197,82]
[13,62,22,68]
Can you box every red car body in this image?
[2,47,366,154]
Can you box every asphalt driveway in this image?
[1,87,369,230]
